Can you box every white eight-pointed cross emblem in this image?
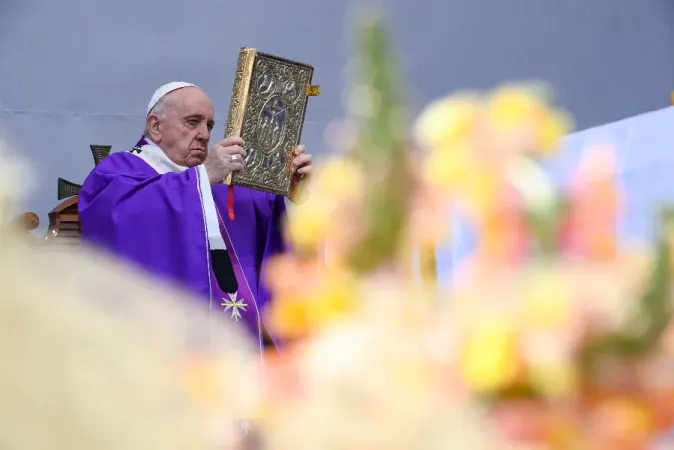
[221,292,247,322]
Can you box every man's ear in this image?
[146,114,162,142]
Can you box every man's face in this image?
[151,87,215,167]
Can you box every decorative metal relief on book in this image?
[224,48,320,196]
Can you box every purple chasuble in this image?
[78,149,288,350]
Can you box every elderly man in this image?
[78,82,311,350]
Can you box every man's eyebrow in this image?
[183,114,214,128]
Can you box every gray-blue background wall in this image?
[1,0,673,226]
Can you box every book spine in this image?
[224,48,256,185]
[225,48,255,138]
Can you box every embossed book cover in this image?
[224,48,319,196]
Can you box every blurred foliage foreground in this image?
[2,9,674,450]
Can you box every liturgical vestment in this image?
[78,140,287,351]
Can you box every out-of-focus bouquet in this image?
[255,10,674,450]
[0,156,259,449]
[2,9,674,450]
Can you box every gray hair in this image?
[143,95,174,136]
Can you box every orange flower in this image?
[264,257,357,338]
[471,183,529,265]
[590,396,656,449]
[562,146,621,260]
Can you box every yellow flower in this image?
[287,198,332,249]
[537,109,572,153]
[413,93,481,153]
[422,143,501,220]
[303,268,355,331]
[421,143,473,190]
[458,170,501,219]
[459,319,520,392]
[265,295,310,338]
[486,84,571,155]
[286,157,363,250]
[529,362,578,398]
[312,157,363,198]
[522,272,572,329]
[487,84,545,129]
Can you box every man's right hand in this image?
[203,136,247,185]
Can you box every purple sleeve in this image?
[78,152,211,298]
[258,194,289,347]
[258,194,288,305]
[268,195,289,254]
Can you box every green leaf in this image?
[344,10,410,273]
[580,206,673,374]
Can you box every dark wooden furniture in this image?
[19,145,112,242]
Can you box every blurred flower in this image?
[491,399,550,443]
[421,143,467,191]
[546,417,585,449]
[661,320,674,356]
[562,146,621,260]
[265,66,670,447]
[406,176,452,249]
[421,145,501,216]
[264,257,357,339]
[590,396,656,448]
[487,84,548,130]
[472,184,530,265]
[256,348,305,421]
[538,109,572,153]
[8,9,674,448]
[286,157,364,251]
[521,271,573,330]
[518,272,582,399]
[311,157,364,197]
[529,362,578,398]
[412,93,481,154]
[506,156,558,216]
[179,356,221,408]
[459,317,521,392]
[486,84,572,156]
[286,201,332,251]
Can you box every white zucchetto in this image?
[146,81,197,115]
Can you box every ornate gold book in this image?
[224,48,319,196]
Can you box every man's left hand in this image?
[290,145,312,181]
[289,145,312,203]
